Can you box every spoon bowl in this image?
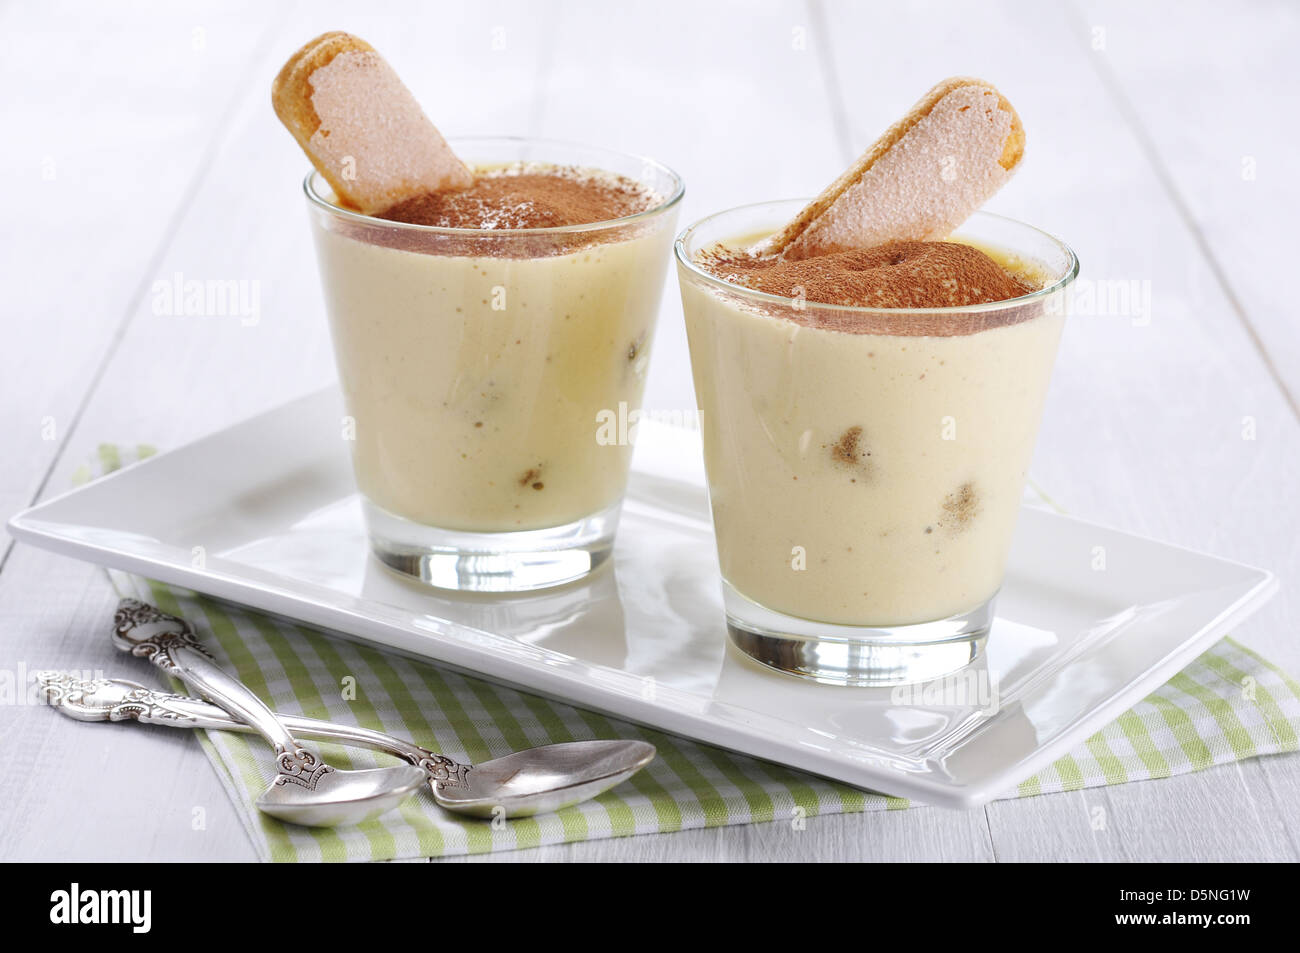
[256,763,427,827]
[432,739,656,817]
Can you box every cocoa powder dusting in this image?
[333,164,662,259]
[696,240,1045,336]
[378,167,654,229]
[704,241,1032,309]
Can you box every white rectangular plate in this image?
[8,388,1276,808]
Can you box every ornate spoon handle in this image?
[36,672,471,788]
[110,598,329,788]
[36,671,237,728]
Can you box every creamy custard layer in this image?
[682,239,1062,625]
[314,213,672,532]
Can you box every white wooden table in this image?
[2,0,1297,862]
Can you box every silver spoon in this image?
[36,672,656,818]
[109,599,426,827]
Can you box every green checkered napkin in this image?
[86,445,1300,861]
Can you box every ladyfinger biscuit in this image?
[766,77,1024,260]
[272,31,472,214]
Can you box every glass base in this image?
[365,500,620,593]
[723,582,994,686]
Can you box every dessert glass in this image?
[306,137,683,592]
[676,201,1078,685]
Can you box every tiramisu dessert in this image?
[677,77,1077,682]
[274,33,681,589]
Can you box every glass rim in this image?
[303,135,685,237]
[674,202,1080,316]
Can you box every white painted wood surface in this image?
[1,0,1296,862]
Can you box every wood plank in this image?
[0,551,254,861]
[438,807,995,862]
[1073,0,1300,415]
[0,0,283,542]
[987,764,1294,863]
